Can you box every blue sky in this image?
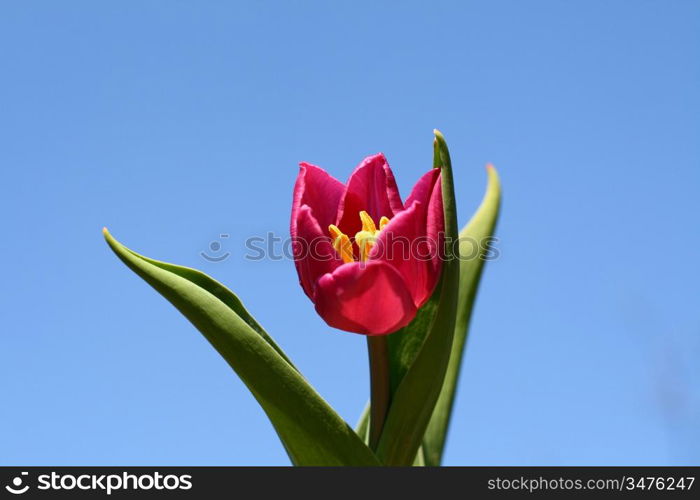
[1,1,698,465]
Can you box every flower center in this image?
[329,211,390,263]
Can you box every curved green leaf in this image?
[355,403,370,444]
[422,165,501,465]
[374,130,461,465]
[117,242,296,370]
[104,229,379,466]
[387,290,440,395]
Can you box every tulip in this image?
[291,153,444,335]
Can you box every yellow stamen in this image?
[355,211,388,262]
[329,212,391,263]
[359,210,377,233]
[328,224,343,241]
[328,224,354,263]
[355,231,373,261]
[379,216,390,230]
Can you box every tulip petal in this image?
[314,260,416,335]
[404,168,440,209]
[369,204,431,308]
[336,154,404,238]
[291,163,345,240]
[293,205,344,298]
[371,169,443,308]
[408,168,444,288]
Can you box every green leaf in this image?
[355,403,370,445]
[115,242,297,370]
[103,229,379,466]
[387,290,440,395]
[422,165,501,466]
[374,130,461,465]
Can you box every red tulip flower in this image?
[105,129,501,466]
[291,153,444,335]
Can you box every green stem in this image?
[367,335,391,450]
